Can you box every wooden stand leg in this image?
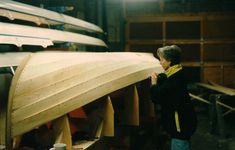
[12,135,22,149]
[1,74,12,149]
[0,106,6,146]
[52,115,72,150]
[124,85,139,126]
[209,94,217,134]
[102,96,114,137]
[215,95,226,138]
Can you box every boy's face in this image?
[159,56,171,70]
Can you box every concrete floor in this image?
[86,109,235,150]
[191,113,235,150]
[110,111,235,150]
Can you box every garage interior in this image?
[0,0,235,150]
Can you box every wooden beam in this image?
[162,21,166,46]
[181,62,201,67]
[223,110,234,116]
[216,101,235,112]
[209,81,235,93]
[204,39,235,44]
[203,62,235,67]
[159,0,165,13]
[128,39,202,45]
[126,15,202,23]
[128,40,163,45]
[189,93,211,105]
[125,20,130,52]
[126,13,235,22]
[122,0,127,19]
[197,83,235,96]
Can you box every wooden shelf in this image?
[128,40,163,44]
[182,62,235,67]
[166,39,201,44]
[128,39,235,45]
[126,13,235,22]
[128,39,201,44]
[204,39,235,44]
[182,62,201,67]
[125,13,235,85]
[203,62,235,67]
[126,15,201,22]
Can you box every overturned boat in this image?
[6,52,163,142]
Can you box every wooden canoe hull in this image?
[0,22,106,47]
[0,0,103,33]
[7,52,164,137]
[0,52,30,67]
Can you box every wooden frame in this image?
[190,82,235,137]
[195,82,235,135]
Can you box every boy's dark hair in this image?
[157,45,182,66]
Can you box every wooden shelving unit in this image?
[125,13,235,86]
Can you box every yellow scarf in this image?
[165,64,182,77]
[166,64,183,133]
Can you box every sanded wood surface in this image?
[7,52,163,139]
[0,22,106,47]
[0,53,30,67]
[0,0,103,33]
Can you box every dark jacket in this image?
[150,69,197,140]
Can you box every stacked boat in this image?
[0,0,163,149]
